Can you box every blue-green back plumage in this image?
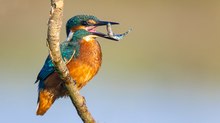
[36,29,91,90]
[35,42,79,86]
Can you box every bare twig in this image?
[47,0,95,122]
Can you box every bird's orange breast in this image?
[66,39,102,89]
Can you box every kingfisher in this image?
[35,15,119,115]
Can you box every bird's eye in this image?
[81,21,88,26]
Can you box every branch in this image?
[47,0,96,122]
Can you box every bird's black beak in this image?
[91,32,119,41]
[94,21,119,26]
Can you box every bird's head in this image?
[72,29,118,42]
[66,15,119,41]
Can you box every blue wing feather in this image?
[60,41,76,61]
[35,55,55,83]
[35,41,76,87]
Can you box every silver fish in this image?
[106,23,132,41]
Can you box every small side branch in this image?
[47,0,95,122]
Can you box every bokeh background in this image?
[1,0,220,123]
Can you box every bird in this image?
[35,15,119,115]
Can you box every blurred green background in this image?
[0,0,220,123]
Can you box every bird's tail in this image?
[36,90,56,115]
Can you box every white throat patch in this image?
[83,35,96,42]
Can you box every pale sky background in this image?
[0,0,220,123]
